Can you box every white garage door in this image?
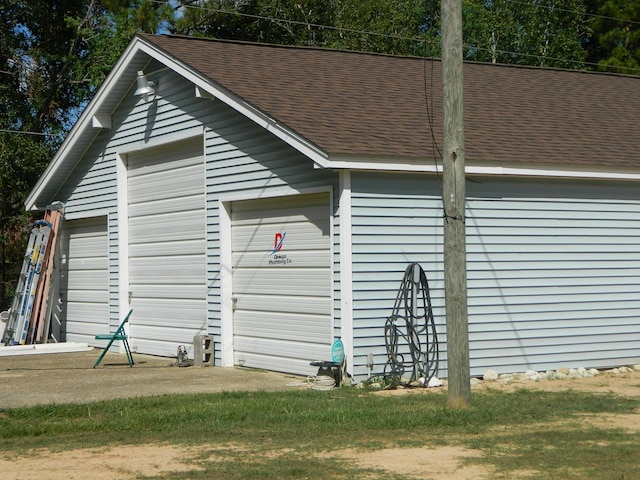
[59,217,109,344]
[127,140,206,356]
[231,192,332,375]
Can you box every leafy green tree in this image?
[84,0,176,87]
[0,0,88,305]
[327,0,429,55]
[585,0,640,74]
[0,0,175,306]
[173,1,434,55]
[513,0,589,68]
[461,0,589,68]
[173,0,337,46]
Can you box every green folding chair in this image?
[93,309,134,368]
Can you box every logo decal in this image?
[269,232,292,265]
[271,232,286,254]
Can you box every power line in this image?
[465,44,640,74]
[504,0,640,28]
[156,0,640,74]
[163,0,439,47]
[0,128,61,137]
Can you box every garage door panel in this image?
[128,140,206,357]
[68,238,107,257]
[234,337,328,375]
[129,194,204,217]
[233,269,332,295]
[132,301,207,329]
[129,239,204,257]
[133,337,193,358]
[65,270,109,288]
[73,320,111,336]
[61,218,109,345]
[65,302,108,322]
[66,257,107,270]
[130,276,204,287]
[234,295,330,316]
[233,352,318,376]
[130,285,206,300]
[129,164,202,197]
[232,195,329,215]
[130,254,205,271]
[129,213,203,243]
[235,312,331,341]
[129,231,203,245]
[231,193,332,376]
[234,336,329,359]
[65,289,109,304]
[128,146,202,176]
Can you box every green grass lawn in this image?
[1,387,639,479]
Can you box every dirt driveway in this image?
[0,349,304,408]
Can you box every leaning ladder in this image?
[2,204,63,345]
[28,206,63,344]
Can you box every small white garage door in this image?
[231,192,332,375]
[59,217,109,344]
[127,139,206,356]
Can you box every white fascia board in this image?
[25,37,150,210]
[465,165,640,181]
[326,156,440,173]
[326,155,640,181]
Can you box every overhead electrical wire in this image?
[0,128,61,137]
[504,0,640,28]
[150,0,640,75]
[158,0,440,48]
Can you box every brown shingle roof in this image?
[142,33,640,170]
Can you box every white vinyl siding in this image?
[59,217,109,344]
[349,172,445,380]
[465,182,640,374]
[231,193,332,375]
[350,172,640,379]
[127,139,206,356]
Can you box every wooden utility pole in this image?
[441,0,471,408]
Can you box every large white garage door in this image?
[60,217,109,344]
[127,140,206,356]
[231,192,332,375]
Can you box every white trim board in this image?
[0,342,92,356]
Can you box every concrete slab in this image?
[0,349,305,408]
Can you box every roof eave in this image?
[326,154,640,180]
[25,36,150,210]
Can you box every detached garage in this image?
[25,33,640,381]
